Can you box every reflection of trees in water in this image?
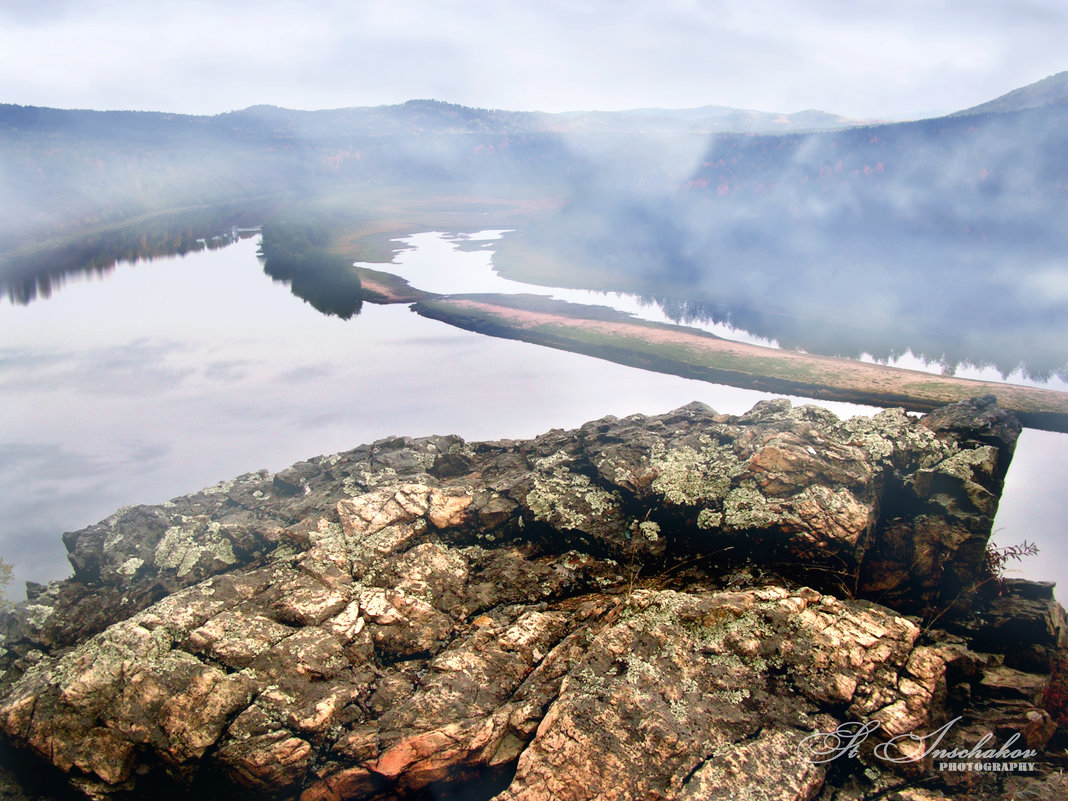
[1,207,263,304]
[2,205,366,321]
[258,216,363,320]
[523,199,1068,381]
[265,267,363,320]
[642,291,1068,383]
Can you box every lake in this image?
[1,232,1064,598]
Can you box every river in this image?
[0,232,1064,598]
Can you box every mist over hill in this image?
[951,69,1068,116]
[0,98,862,252]
[1,73,1066,379]
[500,98,1068,378]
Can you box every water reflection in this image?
[488,104,1068,385]
[384,230,1068,390]
[636,293,1068,388]
[498,210,1068,385]
[0,205,267,305]
[9,209,1065,391]
[258,215,364,319]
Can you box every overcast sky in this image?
[1,0,1066,118]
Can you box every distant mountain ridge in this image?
[4,67,1068,143]
[951,69,1068,116]
[0,98,863,139]
[538,104,861,133]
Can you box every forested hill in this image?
[951,68,1068,116]
[0,100,570,252]
[0,75,1062,256]
[0,72,1064,257]
[0,97,863,253]
[0,97,859,141]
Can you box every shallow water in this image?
[0,234,1063,599]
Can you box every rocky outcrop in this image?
[0,396,1062,801]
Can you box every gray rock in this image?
[0,397,1061,801]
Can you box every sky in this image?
[1,0,1066,118]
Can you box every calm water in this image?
[1,234,1064,598]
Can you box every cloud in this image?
[203,360,252,382]
[1020,264,1068,306]
[1,1,1066,116]
[0,0,83,24]
[0,339,196,396]
[274,363,336,382]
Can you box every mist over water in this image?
[388,229,1068,389]
[3,99,1065,389]
[491,106,1068,383]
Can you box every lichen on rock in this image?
[154,519,238,578]
[649,438,738,507]
[0,396,1059,801]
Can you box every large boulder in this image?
[1,397,1060,801]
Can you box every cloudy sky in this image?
[1,0,1066,118]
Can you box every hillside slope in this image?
[952,69,1068,116]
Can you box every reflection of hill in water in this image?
[644,294,1067,384]
[3,86,1067,381]
[519,218,1068,382]
[258,215,364,320]
[263,267,363,320]
[0,204,368,322]
[0,208,263,305]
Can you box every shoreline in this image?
[355,281,1068,432]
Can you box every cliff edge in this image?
[1,396,1065,800]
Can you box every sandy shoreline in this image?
[351,258,1068,431]
[409,292,1068,431]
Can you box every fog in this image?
[495,104,1068,380]
[2,93,1067,597]
[1,96,1066,385]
